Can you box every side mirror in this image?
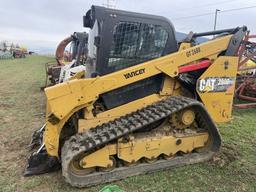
[83,15,90,28]
[83,10,93,28]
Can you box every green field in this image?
[0,56,255,192]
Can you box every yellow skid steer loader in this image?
[24,5,247,187]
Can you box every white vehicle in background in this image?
[59,61,86,83]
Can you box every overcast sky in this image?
[0,0,256,53]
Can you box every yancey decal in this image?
[197,77,236,93]
[124,68,145,79]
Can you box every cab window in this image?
[108,21,168,71]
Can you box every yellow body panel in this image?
[196,57,238,122]
[45,35,232,121]
[118,133,208,163]
[43,35,235,157]
[80,133,209,168]
[239,59,256,75]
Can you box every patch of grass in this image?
[0,56,255,192]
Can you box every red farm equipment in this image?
[234,34,256,108]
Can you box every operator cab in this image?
[83,6,178,109]
[84,5,178,76]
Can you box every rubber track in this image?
[61,96,221,187]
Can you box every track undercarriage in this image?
[61,96,221,187]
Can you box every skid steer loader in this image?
[24,5,248,187]
[43,32,88,88]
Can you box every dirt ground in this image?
[0,56,255,192]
